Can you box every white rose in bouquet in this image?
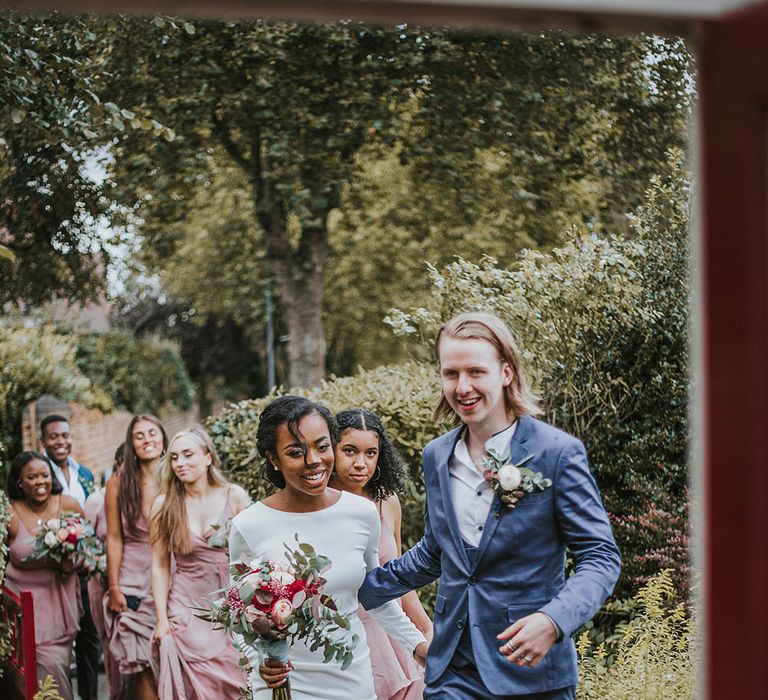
[43,530,59,548]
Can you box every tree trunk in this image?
[257,201,328,388]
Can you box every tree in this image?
[0,12,110,306]
[99,18,427,387]
[93,18,691,385]
[0,11,183,309]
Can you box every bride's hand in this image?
[414,641,429,668]
[259,658,293,689]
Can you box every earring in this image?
[371,465,381,483]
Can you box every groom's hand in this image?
[497,612,558,669]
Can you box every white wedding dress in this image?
[229,490,426,700]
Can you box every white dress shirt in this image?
[449,422,517,547]
[50,456,87,506]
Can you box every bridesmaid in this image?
[330,409,432,700]
[4,451,85,700]
[104,415,168,700]
[149,425,251,699]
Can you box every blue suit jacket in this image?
[359,415,621,695]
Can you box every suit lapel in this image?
[434,427,472,570]
[471,416,533,572]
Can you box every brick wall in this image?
[21,395,200,481]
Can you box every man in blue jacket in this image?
[359,312,621,699]
[41,414,99,700]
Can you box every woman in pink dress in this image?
[4,451,85,700]
[104,415,168,700]
[149,425,251,700]
[330,409,433,700]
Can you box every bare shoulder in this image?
[229,484,251,515]
[105,472,121,498]
[61,494,84,516]
[381,492,402,519]
[150,493,166,516]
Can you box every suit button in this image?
[457,620,464,629]
[469,577,477,586]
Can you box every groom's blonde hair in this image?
[433,311,542,424]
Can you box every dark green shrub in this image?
[76,330,194,413]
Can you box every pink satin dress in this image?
[4,505,82,700]
[156,493,246,699]
[103,511,158,699]
[359,513,425,700]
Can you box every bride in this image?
[228,396,428,699]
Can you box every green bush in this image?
[0,488,12,675]
[576,570,695,699]
[0,322,112,462]
[76,330,194,414]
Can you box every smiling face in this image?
[169,435,212,486]
[19,457,54,506]
[438,336,514,437]
[131,419,164,463]
[42,420,72,467]
[333,428,380,496]
[271,413,335,500]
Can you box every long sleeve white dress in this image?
[228,491,426,700]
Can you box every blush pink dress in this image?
[359,513,425,700]
[156,492,246,699]
[103,511,158,699]
[4,504,82,700]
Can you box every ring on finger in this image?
[504,642,517,652]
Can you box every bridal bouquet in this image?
[25,511,105,575]
[198,536,358,700]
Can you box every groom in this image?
[359,312,620,699]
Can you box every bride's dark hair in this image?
[256,396,338,489]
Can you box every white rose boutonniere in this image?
[481,449,552,509]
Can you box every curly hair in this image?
[256,396,338,489]
[335,409,408,502]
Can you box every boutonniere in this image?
[481,449,552,509]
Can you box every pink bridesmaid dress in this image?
[156,492,246,699]
[4,509,82,700]
[103,511,157,699]
[359,513,425,700]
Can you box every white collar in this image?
[50,455,79,475]
[455,421,517,468]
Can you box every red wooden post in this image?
[1,585,38,700]
[699,2,768,697]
